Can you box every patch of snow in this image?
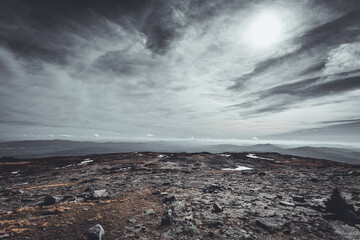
[158,154,167,158]
[222,166,253,171]
[219,154,231,157]
[79,158,93,166]
[246,153,274,161]
[62,164,72,169]
[11,171,19,175]
[121,167,131,170]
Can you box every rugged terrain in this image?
[1,152,360,239]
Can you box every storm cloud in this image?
[0,0,359,142]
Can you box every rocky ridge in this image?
[0,152,360,239]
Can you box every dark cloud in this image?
[321,119,360,124]
[263,75,360,99]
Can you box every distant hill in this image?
[0,140,359,164]
[281,146,360,164]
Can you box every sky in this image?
[0,0,359,143]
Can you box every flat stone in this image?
[0,234,10,239]
[256,218,287,232]
[293,195,305,203]
[280,201,295,207]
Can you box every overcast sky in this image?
[0,0,359,143]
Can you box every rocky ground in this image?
[0,152,360,239]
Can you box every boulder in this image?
[160,210,173,227]
[212,203,223,213]
[163,195,176,204]
[86,224,105,240]
[43,195,60,206]
[89,189,108,199]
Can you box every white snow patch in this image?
[219,154,231,157]
[158,154,167,158]
[79,158,94,166]
[62,164,72,169]
[11,171,19,175]
[222,166,253,171]
[246,153,274,161]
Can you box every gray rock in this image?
[134,224,142,229]
[223,227,254,239]
[0,234,9,239]
[332,222,360,240]
[292,195,305,202]
[173,201,186,212]
[86,224,105,240]
[279,201,295,207]
[161,210,173,227]
[256,218,287,233]
[311,178,319,183]
[207,220,222,228]
[43,195,60,205]
[163,195,176,204]
[91,189,108,199]
[183,226,201,236]
[144,209,156,216]
[128,218,136,223]
[212,203,223,213]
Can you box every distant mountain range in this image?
[0,140,359,164]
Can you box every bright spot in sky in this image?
[245,11,284,48]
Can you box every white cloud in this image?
[60,134,72,138]
[94,133,100,138]
[146,133,154,137]
[324,42,360,75]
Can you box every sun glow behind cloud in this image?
[245,10,284,48]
